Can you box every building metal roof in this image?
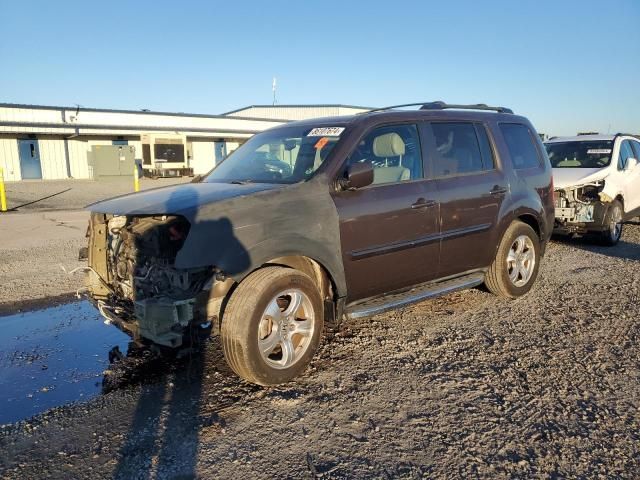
[222,104,374,115]
[0,102,284,123]
[0,102,288,137]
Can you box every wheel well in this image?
[265,256,335,301]
[517,214,540,238]
[208,256,336,331]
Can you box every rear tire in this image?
[599,200,623,246]
[220,267,324,386]
[485,221,541,299]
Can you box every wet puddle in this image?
[0,301,131,425]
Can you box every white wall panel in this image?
[191,141,215,174]
[0,138,21,181]
[129,140,141,159]
[227,141,241,153]
[68,139,89,179]
[38,138,68,179]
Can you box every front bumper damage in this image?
[84,213,226,348]
[553,182,613,234]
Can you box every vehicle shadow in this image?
[110,348,204,479]
[110,340,257,479]
[551,233,640,261]
[109,186,258,479]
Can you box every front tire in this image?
[221,266,324,386]
[599,200,623,246]
[485,221,541,299]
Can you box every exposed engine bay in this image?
[554,181,611,232]
[85,213,223,348]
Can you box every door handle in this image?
[411,198,437,209]
[489,186,508,195]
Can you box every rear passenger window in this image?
[431,122,485,176]
[499,123,541,169]
[346,124,423,185]
[475,124,495,170]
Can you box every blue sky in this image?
[1,0,638,135]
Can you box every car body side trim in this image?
[439,222,492,240]
[349,223,492,260]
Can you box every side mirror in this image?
[342,162,374,190]
[627,157,638,170]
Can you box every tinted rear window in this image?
[431,122,484,176]
[500,123,541,169]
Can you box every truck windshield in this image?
[203,125,345,184]
[545,141,613,168]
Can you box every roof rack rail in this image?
[364,100,513,115]
[420,101,513,114]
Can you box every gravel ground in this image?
[0,177,188,313]
[0,227,639,479]
[0,211,87,314]
[3,177,189,212]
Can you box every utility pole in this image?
[272,77,277,106]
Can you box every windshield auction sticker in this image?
[587,149,612,154]
[314,137,330,149]
[307,127,345,137]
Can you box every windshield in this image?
[545,140,613,168]
[203,125,345,184]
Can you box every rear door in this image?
[425,121,507,278]
[332,123,440,302]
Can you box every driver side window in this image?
[345,124,423,185]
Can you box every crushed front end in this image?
[85,213,219,348]
[553,181,612,234]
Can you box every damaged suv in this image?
[85,102,554,385]
[545,134,640,245]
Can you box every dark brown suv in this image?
[85,101,554,385]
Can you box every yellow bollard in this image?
[133,165,140,193]
[0,166,7,212]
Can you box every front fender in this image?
[174,179,347,297]
[235,235,346,296]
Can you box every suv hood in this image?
[86,177,347,295]
[87,182,283,216]
[552,168,608,189]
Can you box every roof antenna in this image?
[69,103,82,122]
[272,77,277,106]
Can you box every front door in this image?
[18,139,42,179]
[332,124,440,302]
[618,139,640,214]
[425,122,507,278]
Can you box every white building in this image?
[0,103,370,181]
[224,104,371,121]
